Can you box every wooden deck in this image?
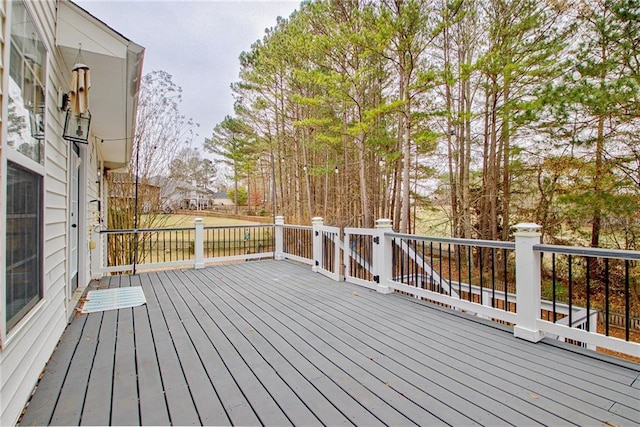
[19,260,640,426]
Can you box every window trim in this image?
[6,0,47,166]
[1,0,47,344]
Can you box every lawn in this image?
[143,213,263,228]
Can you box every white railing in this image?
[95,217,639,358]
[276,216,314,265]
[311,218,341,281]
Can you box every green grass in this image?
[414,207,452,237]
[143,213,262,228]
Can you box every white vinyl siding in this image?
[0,1,136,424]
[0,1,67,425]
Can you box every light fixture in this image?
[334,166,339,174]
[63,109,91,144]
[60,92,69,110]
[30,104,45,140]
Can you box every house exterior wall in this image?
[0,1,104,425]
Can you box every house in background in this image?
[153,178,216,211]
[108,171,162,215]
[0,1,143,425]
[212,191,234,207]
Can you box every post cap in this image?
[311,217,324,226]
[375,218,393,229]
[194,217,204,224]
[274,215,285,225]
[512,222,542,233]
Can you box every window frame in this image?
[5,160,44,332]
[1,0,47,343]
[6,0,46,166]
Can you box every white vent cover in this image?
[81,286,146,313]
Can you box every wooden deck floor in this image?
[19,260,640,426]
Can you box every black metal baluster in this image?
[605,258,610,336]
[503,249,508,311]
[479,247,483,305]
[400,239,405,284]
[438,242,443,293]
[586,257,591,331]
[414,239,419,289]
[448,244,452,297]
[552,253,557,322]
[568,255,573,327]
[625,260,630,341]
[491,248,496,308]
[405,239,410,286]
[468,245,472,302]
[429,242,434,291]
[162,230,166,263]
[391,238,396,281]
[457,245,462,298]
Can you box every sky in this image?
[76,0,300,152]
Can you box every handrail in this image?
[387,232,516,250]
[534,243,640,260]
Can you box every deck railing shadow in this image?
[94,216,640,359]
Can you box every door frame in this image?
[67,142,87,311]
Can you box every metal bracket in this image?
[373,275,380,283]
[373,236,380,244]
[315,231,319,237]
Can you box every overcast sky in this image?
[76,0,299,152]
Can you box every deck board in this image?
[80,309,116,426]
[154,270,231,425]
[142,272,202,426]
[209,266,466,426]
[169,283,287,427]
[110,306,139,426]
[19,260,640,427]
[20,313,87,426]
[219,264,560,426]
[176,270,302,426]
[272,263,640,422]
[189,268,390,426]
[297,286,616,422]
[49,313,101,426]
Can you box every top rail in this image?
[387,232,516,250]
[534,243,640,260]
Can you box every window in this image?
[6,162,43,331]
[4,1,45,332]
[7,0,46,165]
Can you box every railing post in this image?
[274,215,285,260]
[311,217,324,272]
[194,218,204,269]
[375,218,393,294]
[91,227,103,279]
[513,222,543,342]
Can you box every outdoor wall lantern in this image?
[63,109,91,144]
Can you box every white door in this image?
[70,143,80,291]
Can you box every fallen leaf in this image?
[352,291,359,296]
[529,393,539,399]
